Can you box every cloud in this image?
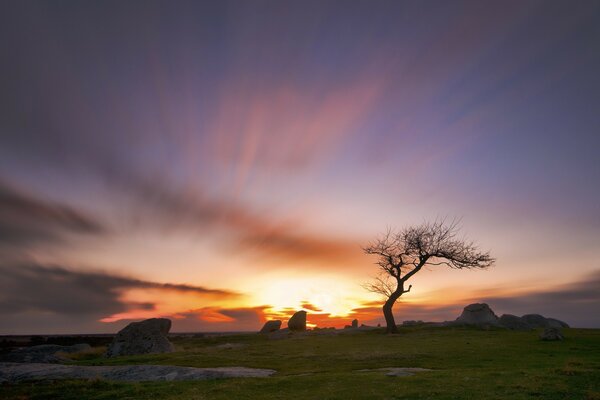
[0,262,240,334]
[300,301,323,312]
[169,307,269,332]
[0,178,105,248]
[114,174,363,268]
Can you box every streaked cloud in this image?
[0,262,239,334]
[0,178,105,248]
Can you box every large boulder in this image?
[259,320,282,333]
[106,318,174,357]
[287,311,307,332]
[540,327,564,341]
[498,314,532,330]
[351,319,358,328]
[455,303,499,326]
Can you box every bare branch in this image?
[363,218,495,333]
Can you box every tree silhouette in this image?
[363,220,494,333]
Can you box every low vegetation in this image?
[2,326,599,399]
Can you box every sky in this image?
[0,0,599,334]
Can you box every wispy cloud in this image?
[0,178,105,248]
[0,261,240,334]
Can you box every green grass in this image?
[2,326,599,399]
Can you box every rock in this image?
[356,367,432,377]
[268,328,292,340]
[287,311,307,332]
[546,318,569,328]
[540,327,564,341]
[455,303,499,326]
[259,320,282,333]
[106,318,174,357]
[0,362,276,383]
[498,314,532,330]
[213,343,246,350]
[0,344,92,363]
[351,319,358,328]
[520,314,569,329]
[402,320,424,326]
[521,314,548,328]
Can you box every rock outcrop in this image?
[259,320,282,333]
[0,344,91,364]
[498,314,532,330]
[287,311,307,332]
[351,319,358,328]
[522,314,569,329]
[521,314,548,328]
[0,362,276,383]
[455,303,499,326]
[106,318,174,357]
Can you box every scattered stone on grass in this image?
[356,367,432,377]
[0,344,91,364]
[0,362,276,383]
[213,343,246,350]
[106,318,174,357]
[402,320,424,326]
[540,327,564,341]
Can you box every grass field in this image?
[2,326,599,399]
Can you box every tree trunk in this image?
[383,290,402,334]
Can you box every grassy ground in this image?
[2,326,599,399]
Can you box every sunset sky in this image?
[1,0,599,334]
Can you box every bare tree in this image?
[363,220,494,333]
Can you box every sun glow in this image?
[250,274,365,319]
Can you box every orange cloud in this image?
[300,301,323,312]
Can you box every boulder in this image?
[351,319,358,328]
[259,320,282,334]
[106,318,174,357]
[546,318,569,328]
[0,344,92,364]
[521,314,569,329]
[498,314,532,330]
[287,311,307,332]
[521,314,548,328]
[455,303,499,326]
[540,327,564,341]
